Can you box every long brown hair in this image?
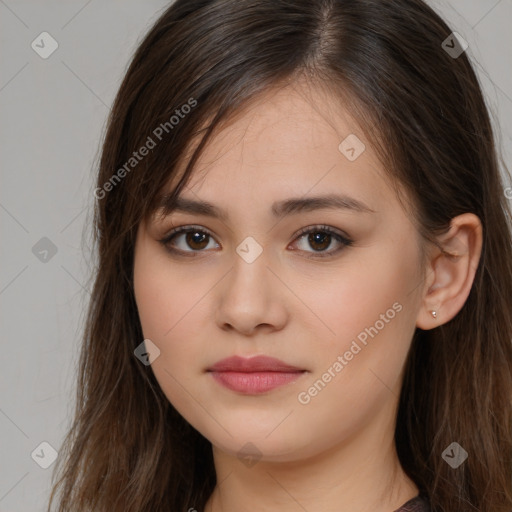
[47,1,512,510]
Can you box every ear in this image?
[416,213,483,330]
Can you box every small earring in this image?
[430,310,437,318]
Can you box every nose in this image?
[214,249,288,336]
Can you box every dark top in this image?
[394,493,431,511]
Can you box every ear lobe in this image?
[416,213,483,330]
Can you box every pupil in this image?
[309,232,330,251]
[187,231,208,249]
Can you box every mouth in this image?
[206,355,307,394]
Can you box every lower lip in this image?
[209,371,305,394]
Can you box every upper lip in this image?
[207,355,304,373]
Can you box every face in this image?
[133,81,427,462]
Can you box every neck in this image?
[204,404,419,512]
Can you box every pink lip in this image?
[207,355,306,394]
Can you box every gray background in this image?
[1,1,511,510]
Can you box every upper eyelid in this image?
[160,224,351,251]
[161,224,349,241]
[162,224,215,240]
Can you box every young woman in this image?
[47,1,512,511]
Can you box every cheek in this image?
[133,261,171,342]
[133,247,214,372]
[133,251,210,416]
[297,239,421,402]
[304,249,414,341]
[291,251,418,435]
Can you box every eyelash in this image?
[158,224,353,259]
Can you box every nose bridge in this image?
[227,238,271,302]
[215,238,284,332]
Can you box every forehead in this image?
[153,80,407,227]
[196,81,368,167]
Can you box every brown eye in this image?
[306,232,332,251]
[160,226,218,255]
[183,230,210,250]
[292,225,353,258]
[159,224,353,259]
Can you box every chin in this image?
[197,422,317,463]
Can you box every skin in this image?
[133,79,483,512]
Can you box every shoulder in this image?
[394,493,431,512]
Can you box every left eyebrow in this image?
[155,193,376,221]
